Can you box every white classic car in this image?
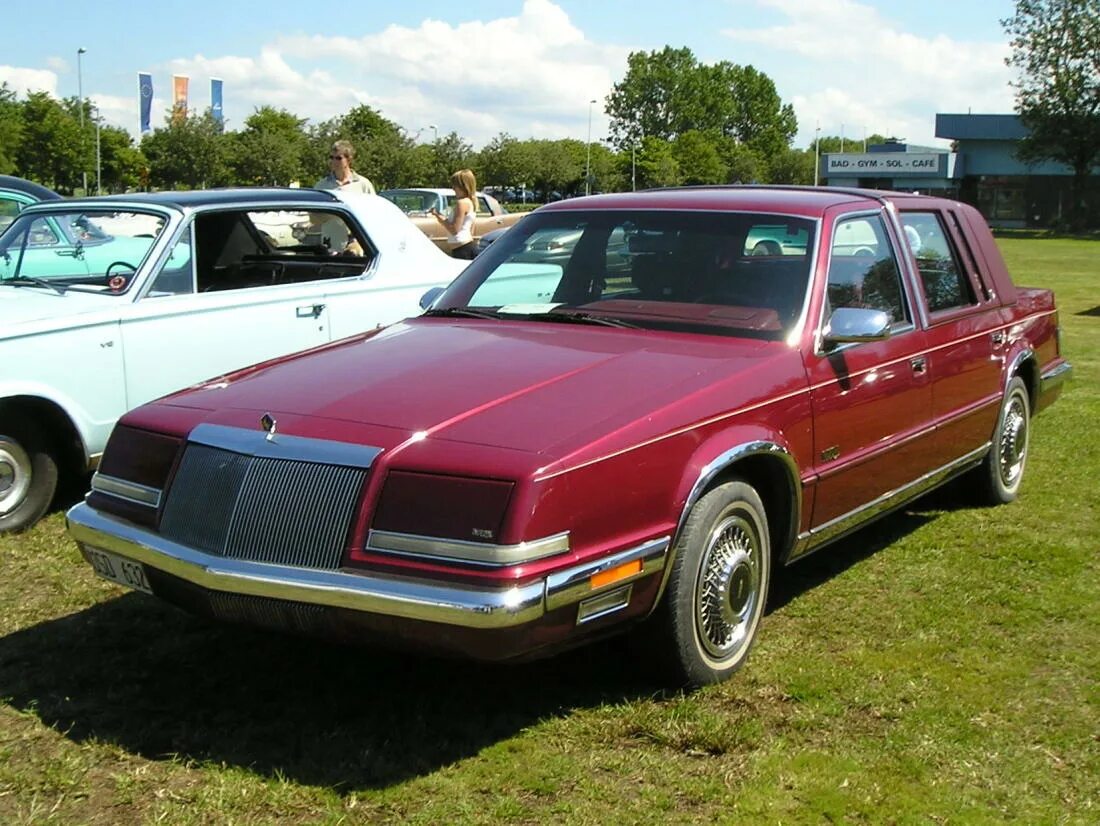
[0,188,465,532]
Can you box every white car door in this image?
[118,219,332,408]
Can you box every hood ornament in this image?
[260,413,277,442]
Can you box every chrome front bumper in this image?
[67,502,669,630]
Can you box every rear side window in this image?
[826,214,910,326]
[900,212,976,312]
[186,209,373,294]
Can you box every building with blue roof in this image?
[821,113,1099,228]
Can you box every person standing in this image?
[315,140,376,195]
[430,168,479,259]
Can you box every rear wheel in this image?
[975,376,1030,504]
[0,419,59,533]
[656,480,771,686]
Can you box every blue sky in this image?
[2,0,1018,151]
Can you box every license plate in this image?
[84,546,153,594]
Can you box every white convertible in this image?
[0,188,464,532]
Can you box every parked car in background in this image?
[68,186,1070,686]
[1,188,464,532]
[0,174,61,234]
[379,187,526,252]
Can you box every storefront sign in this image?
[826,153,942,174]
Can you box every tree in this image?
[309,104,420,189]
[97,125,146,192]
[15,92,83,192]
[768,148,816,185]
[1003,0,1100,228]
[230,106,309,185]
[672,131,726,184]
[605,46,797,156]
[0,84,23,175]
[141,109,230,189]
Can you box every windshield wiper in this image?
[521,309,640,329]
[1,276,67,295]
[422,307,501,320]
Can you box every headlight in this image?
[363,471,567,567]
[88,426,182,527]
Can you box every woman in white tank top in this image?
[430,168,480,260]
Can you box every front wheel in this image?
[0,419,59,533]
[975,376,1030,505]
[658,480,771,686]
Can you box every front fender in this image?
[672,424,805,558]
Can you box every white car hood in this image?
[1,286,117,338]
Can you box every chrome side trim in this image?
[91,473,162,507]
[67,502,543,629]
[1039,361,1073,394]
[366,529,570,567]
[188,423,382,469]
[789,443,989,560]
[545,536,670,612]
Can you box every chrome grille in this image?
[160,443,367,571]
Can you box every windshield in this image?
[0,209,167,293]
[431,210,817,339]
[379,190,439,215]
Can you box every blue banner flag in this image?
[138,72,153,133]
[211,78,224,127]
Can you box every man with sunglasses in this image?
[315,140,376,196]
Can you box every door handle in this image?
[296,303,325,319]
[910,356,927,374]
[991,330,1006,346]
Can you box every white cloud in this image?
[270,0,626,144]
[724,0,1014,147]
[0,65,58,97]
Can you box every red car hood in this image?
[168,317,794,457]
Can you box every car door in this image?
[805,210,934,528]
[0,214,92,281]
[118,214,333,409]
[472,194,509,241]
[898,208,1003,469]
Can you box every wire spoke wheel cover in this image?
[661,479,771,686]
[998,391,1028,489]
[694,513,762,659]
[974,375,1030,505]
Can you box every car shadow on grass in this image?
[0,494,968,791]
[0,589,671,791]
[767,484,972,614]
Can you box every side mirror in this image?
[823,307,891,346]
[419,286,445,310]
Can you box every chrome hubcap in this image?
[0,439,32,517]
[695,513,760,660]
[999,394,1028,487]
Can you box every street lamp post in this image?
[77,47,87,193]
[429,124,438,143]
[813,123,821,187]
[584,99,596,196]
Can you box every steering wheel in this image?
[105,260,137,278]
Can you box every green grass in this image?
[1,236,1097,824]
